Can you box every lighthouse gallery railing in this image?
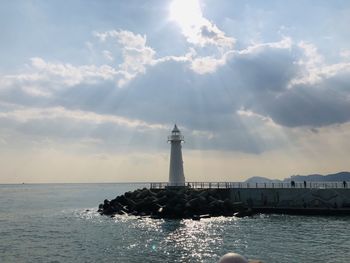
[150,181,350,189]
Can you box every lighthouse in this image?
[168,124,185,186]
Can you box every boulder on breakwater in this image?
[98,187,252,219]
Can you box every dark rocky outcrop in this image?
[98,187,252,219]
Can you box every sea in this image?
[1,183,349,263]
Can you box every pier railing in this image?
[150,181,350,190]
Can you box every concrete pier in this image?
[230,188,350,215]
[150,182,350,215]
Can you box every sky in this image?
[1,0,350,183]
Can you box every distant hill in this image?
[245,176,282,183]
[245,172,350,183]
[286,171,350,182]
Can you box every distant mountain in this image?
[245,171,350,183]
[245,176,282,183]
[286,171,350,182]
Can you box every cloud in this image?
[0,57,121,99]
[2,22,350,155]
[101,35,350,141]
[0,103,169,154]
[0,29,159,101]
[102,50,114,61]
[94,29,156,86]
[255,77,350,127]
[169,0,235,50]
[94,30,147,48]
[1,29,160,101]
[0,105,166,130]
[30,57,119,85]
[340,49,350,59]
[21,85,52,98]
[190,56,226,74]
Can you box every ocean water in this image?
[1,184,349,263]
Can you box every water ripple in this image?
[2,184,350,262]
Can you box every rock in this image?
[185,201,192,209]
[156,190,166,198]
[198,190,209,198]
[158,205,173,217]
[115,195,128,205]
[117,210,127,215]
[173,203,184,217]
[234,208,254,218]
[192,215,200,220]
[150,214,161,219]
[136,188,151,199]
[125,197,137,208]
[188,197,200,207]
[130,211,138,216]
[155,196,168,206]
[99,187,250,219]
[124,191,132,198]
[208,195,218,203]
[198,196,207,204]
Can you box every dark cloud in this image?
[253,82,350,127]
[200,25,219,39]
[227,47,300,93]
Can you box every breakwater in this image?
[98,187,251,219]
[231,187,350,215]
[150,182,350,215]
[99,182,350,218]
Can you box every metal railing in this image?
[167,135,184,141]
[150,181,350,190]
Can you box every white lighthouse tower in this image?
[168,124,185,186]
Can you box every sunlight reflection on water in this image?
[2,184,350,263]
[83,213,350,263]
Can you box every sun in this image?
[169,0,203,32]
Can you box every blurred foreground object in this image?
[218,253,262,263]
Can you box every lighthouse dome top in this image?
[172,124,180,133]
